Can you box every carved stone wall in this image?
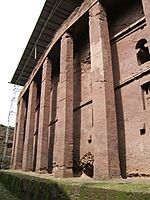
[0,125,14,168]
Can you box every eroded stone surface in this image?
[11,0,150,179]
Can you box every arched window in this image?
[136,39,150,65]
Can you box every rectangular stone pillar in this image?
[36,57,52,172]
[22,80,37,171]
[89,2,120,179]
[32,109,39,171]
[141,0,150,46]
[141,0,150,27]
[55,33,73,177]
[10,102,20,168]
[12,97,26,169]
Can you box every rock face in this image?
[0,125,14,169]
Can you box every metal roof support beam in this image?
[17,0,98,101]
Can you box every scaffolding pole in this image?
[1,84,21,169]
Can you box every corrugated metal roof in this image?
[11,0,83,86]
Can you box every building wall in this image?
[110,0,150,176]
[0,125,14,168]
[11,0,150,179]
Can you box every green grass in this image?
[0,182,18,200]
[1,170,150,199]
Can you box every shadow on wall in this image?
[73,59,82,177]
[111,43,127,178]
[70,13,94,178]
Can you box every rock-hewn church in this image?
[11,0,150,179]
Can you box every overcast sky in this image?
[0,0,45,126]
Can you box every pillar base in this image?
[36,169,48,174]
[54,166,73,178]
[12,163,22,170]
[93,168,121,180]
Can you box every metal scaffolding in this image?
[1,84,21,169]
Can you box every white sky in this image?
[0,0,45,126]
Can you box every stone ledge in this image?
[1,170,150,200]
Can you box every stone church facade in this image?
[11,0,150,179]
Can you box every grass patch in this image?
[1,170,150,199]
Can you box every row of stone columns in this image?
[11,34,74,175]
[11,1,121,179]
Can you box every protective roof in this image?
[11,0,82,86]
